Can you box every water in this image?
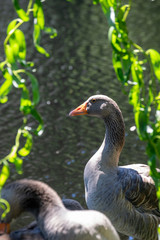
[0,0,160,233]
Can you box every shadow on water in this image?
[0,0,160,233]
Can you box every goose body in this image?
[69,95,160,240]
[0,179,119,240]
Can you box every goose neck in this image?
[97,112,125,169]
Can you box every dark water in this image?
[0,0,160,231]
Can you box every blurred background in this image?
[0,0,160,229]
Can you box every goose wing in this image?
[118,164,160,215]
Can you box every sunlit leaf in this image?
[33,0,45,30]
[43,27,58,39]
[15,30,26,59]
[129,84,139,107]
[118,5,129,21]
[109,27,126,54]
[0,96,8,103]
[9,147,17,160]
[0,61,7,71]
[12,0,29,22]
[20,86,32,114]
[112,52,124,82]
[5,44,15,64]
[7,19,18,35]
[33,24,49,56]
[9,29,26,60]
[0,70,13,101]
[0,165,10,188]
[33,23,41,45]
[0,198,10,220]
[18,131,33,157]
[131,61,144,87]
[35,44,50,57]
[93,0,99,4]
[107,0,116,7]
[147,49,160,81]
[14,157,23,174]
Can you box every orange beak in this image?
[0,223,10,234]
[69,102,88,116]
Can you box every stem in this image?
[27,0,33,15]
[14,69,26,74]
[123,0,132,21]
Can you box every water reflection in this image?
[0,0,160,233]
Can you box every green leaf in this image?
[129,84,140,107]
[9,29,26,60]
[31,108,44,136]
[12,0,29,22]
[33,23,41,45]
[25,71,40,105]
[35,44,50,57]
[118,5,129,21]
[20,86,32,114]
[107,0,116,8]
[7,19,18,35]
[0,165,10,188]
[112,52,124,82]
[155,138,160,159]
[0,96,8,104]
[0,198,10,219]
[147,49,160,81]
[0,61,7,71]
[93,0,99,4]
[15,30,26,59]
[33,0,45,30]
[0,70,13,102]
[5,44,15,64]
[12,72,24,88]
[147,143,160,184]
[135,106,148,140]
[33,19,49,57]
[100,1,110,16]
[148,82,154,105]
[13,157,23,174]
[131,61,143,86]
[43,27,58,39]
[18,131,32,157]
[108,27,126,54]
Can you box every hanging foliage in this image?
[0,0,57,218]
[93,0,160,192]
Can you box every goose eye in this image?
[91,99,96,103]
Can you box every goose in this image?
[0,198,84,240]
[0,179,120,240]
[69,94,160,240]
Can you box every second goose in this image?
[0,179,119,240]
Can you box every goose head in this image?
[69,94,125,154]
[69,95,121,119]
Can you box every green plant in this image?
[0,0,57,216]
[93,0,160,193]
